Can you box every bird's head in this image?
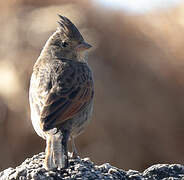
[47,15,92,61]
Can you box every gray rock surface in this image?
[0,152,184,180]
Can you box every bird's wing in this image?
[39,61,94,131]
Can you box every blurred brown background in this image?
[0,0,184,172]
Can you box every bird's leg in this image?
[61,130,70,169]
[71,137,78,158]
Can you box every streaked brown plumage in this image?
[29,15,94,170]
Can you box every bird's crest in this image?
[58,15,84,41]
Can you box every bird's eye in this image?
[62,41,69,47]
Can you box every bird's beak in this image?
[76,41,92,51]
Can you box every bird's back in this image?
[29,58,94,138]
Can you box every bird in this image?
[29,15,94,170]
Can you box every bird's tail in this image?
[45,131,69,170]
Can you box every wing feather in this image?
[36,60,94,131]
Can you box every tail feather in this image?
[45,131,69,170]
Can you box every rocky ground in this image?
[0,152,184,180]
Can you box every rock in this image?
[0,152,184,180]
